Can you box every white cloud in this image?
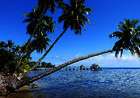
[79,53,140,67]
[32,51,140,67]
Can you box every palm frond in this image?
[110,19,140,57]
[58,0,91,34]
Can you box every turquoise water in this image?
[30,68,140,98]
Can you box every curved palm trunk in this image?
[16,49,113,89]
[38,28,67,62]
[25,36,32,47]
[18,21,41,68]
[29,28,68,71]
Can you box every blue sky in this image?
[0,0,140,67]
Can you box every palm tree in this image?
[37,0,91,62]
[15,0,64,75]
[25,0,91,71]
[29,34,50,53]
[110,19,140,57]
[16,19,140,89]
[38,0,63,13]
[16,49,112,89]
[23,9,54,54]
[22,0,64,55]
[17,7,54,71]
[24,0,58,45]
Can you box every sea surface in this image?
[9,68,140,98]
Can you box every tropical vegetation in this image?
[0,0,140,95]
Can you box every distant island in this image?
[90,64,101,71]
[29,62,56,70]
[33,62,101,71]
[64,63,102,71]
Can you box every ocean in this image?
[22,68,140,98]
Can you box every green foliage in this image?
[110,19,140,57]
[19,58,32,73]
[23,8,54,54]
[38,0,64,13]
[0,40,33,74]
[0,0,91,76]
[24,11,54,35]
[22,0,91,56]
[29,35,50,53]
[28,61,36,67]
[58,0,91,33]
[0,41,20,74]
[40,62,55,68]
[2,0,140,91]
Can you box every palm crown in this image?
[24,9,54,36]
[23,0,91,54]
[23,8,54,53]
[58,0,91,34]
[110,19,140,57]
[23,0,64,53]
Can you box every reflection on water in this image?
[7,68,140,98]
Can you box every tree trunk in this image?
[16,49,113,89]
[18,21,40,68]
[0,73,19,96]
[29,28,68,71]
[38,28,67,62]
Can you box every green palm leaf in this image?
[110,19,140,57]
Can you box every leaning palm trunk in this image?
[29,28,68,71]
[16,49,113,89]
[17,21,41,70]
[38,28,67,62]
